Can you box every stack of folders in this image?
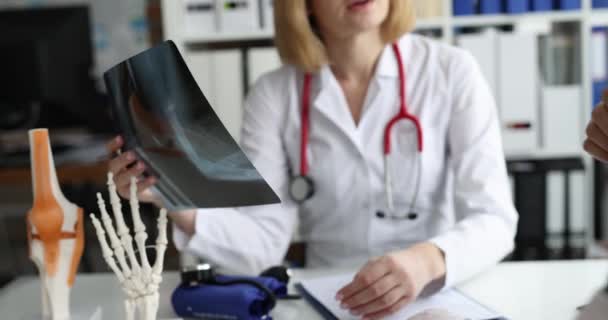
[458,27,588,255]
[453,0,582,16]
[594,0,608,8]
[458,30,540,153]
[183,0,274,35]
[457,28,584,154]
[592,27,608,108]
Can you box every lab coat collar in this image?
[376,34,412,79]
[375,42,400,79]
[314,34,408,93]
[309,36,409,151]
[318,39,404,84]
[313,66,362,149]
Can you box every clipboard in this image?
[295,283,338,320]
[296,273,506,320]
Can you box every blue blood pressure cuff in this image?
[171,275,287,320]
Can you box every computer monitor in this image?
[0,5,110,132]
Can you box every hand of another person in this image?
[584,89,608,162]
[336,243,446,320]
[106,136,160,206]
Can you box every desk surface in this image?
[1,260,606,320]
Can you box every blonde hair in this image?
[274,0,416,72]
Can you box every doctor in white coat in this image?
[107,0,518,318]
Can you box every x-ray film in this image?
[104,40,280,210]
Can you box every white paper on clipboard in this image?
[298,273,502,320]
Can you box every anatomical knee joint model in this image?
[26,128,85,320]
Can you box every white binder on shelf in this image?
[414,0,443,18]
[498,33,540,154]
[183,0,217,36]
[209,50,245,140]
[217,0,260,33]
[541,85,585,253]
[248,47,281,87]
[183,50,244,140]
[260,0,274,31]
[540,85,582,152]
[546,171,586,253]
[592,29,608,82]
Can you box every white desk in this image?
[0,260,606,320]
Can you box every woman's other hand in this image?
[336,243,446,320]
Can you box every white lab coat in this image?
[173,34,518,289]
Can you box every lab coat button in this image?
[407,213,418,220]
[376,211,386,219]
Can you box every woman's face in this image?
[309,0,390,40]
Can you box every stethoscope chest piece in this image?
[376,210,419,220]
[289,175,315,203]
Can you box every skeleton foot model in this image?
[26,129,85,320]
[90,173,168,320]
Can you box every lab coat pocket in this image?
[370,196,435,254]
[308,137,354,203]
[389,122,421,192]
[302,137,339,223]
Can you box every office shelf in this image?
[589,8,608,25]
[452,11,583,27]
[181,18,446,45]
[183,30,274,44]
[415,17,445,30]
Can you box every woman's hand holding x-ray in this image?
[106,135,159,204]
[106,135,197,236]
[336,243,446,320]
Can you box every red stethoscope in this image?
[288,43,424,220]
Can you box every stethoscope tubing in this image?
[292,43,424,219]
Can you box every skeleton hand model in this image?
[90,173,168,320]
[26,129,85,320]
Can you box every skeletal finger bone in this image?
[129,177,151,273]
[107,172,141,275]
[153,208,168,279]
[90,214,125,283]
[97,192,132,278]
